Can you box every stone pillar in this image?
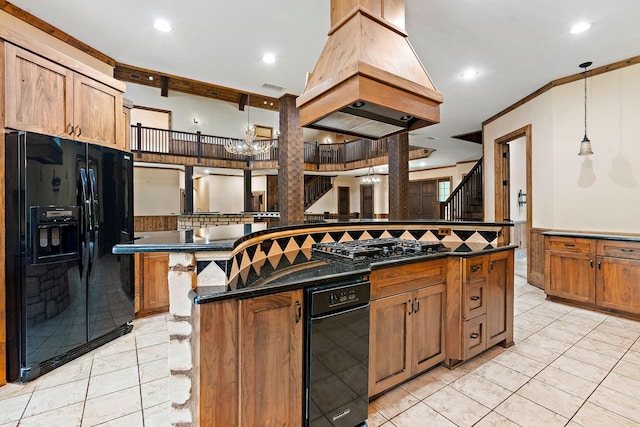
[244,170,252,212]
[388,132,409,220]
[184,166,194,213]
[167,252,197,426]
[278,94,304,225]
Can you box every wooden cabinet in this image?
[134,252,169,316]
[545,236,596,303]
[545,236,640,317]
[198,289,303,426]
[445,250,514,366]
[369,259,445,396]
[5,43,124,150]
[240,290,304,426]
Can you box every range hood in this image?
[296,0,443,140]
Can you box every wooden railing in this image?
[131,124,426,166]
[440,158,483,221]
[303,139,414,164]
[304,176,333,209]
[131,124,278,162]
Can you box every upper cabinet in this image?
[4,43,125,151]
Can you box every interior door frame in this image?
[493,124,532,281]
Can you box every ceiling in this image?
[10,0,640,173]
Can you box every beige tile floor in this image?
[1,259,640,426]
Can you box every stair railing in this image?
[440,158,483,220]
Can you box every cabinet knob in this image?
[470,333,480,339]
[470,296,480,301]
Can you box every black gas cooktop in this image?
[312,238,448,262]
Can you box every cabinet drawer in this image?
[465,256,488,282]
[463,279,486,320]
[371,259,445,299]
[597,240,640,260]
[462,315,486,360]
[546,236,593,255]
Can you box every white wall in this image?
[206,175,244,213]
[508,137,527,222]
[484,63,640,233]
[133,167,181,215]
[124,84,279,138]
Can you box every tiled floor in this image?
[2,259,640,426]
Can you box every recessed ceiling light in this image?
[461,69,479,79]
[154,19,172,32]
[570,22,592,34]
[262,53,276,64]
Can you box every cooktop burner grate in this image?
[313,238,447,261]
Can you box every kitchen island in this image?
[114,220,516,426]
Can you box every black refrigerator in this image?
[5,131,134,382]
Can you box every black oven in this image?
[305,278,370,427]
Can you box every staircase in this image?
[440,159,483,220]
[304,176,333,210]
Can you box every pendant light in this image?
[578,61,594,156]
[361,166,380,184]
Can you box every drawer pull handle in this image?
[408,299,413,316]
[414,297,420,313]
[470,333,480,339]
[471,265,481,273]
[621,248,635,252]
[564,243,576,247]
[470,296,480,301]
[590,259,594,268]
[68,123,74,135]
[598,260,602,270]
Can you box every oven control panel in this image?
[308,280,370,317]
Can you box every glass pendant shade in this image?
[578,135,593,156]
[362,166,380,184]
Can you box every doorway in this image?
[360,185,374,219]
[338,187,350,220]
[494,125,533,285]
[408,180,438,219]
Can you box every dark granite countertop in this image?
[113,220,513,254]
[542,231,640,242]
[190,242,518,304]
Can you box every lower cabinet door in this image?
[239,290,303,426]
[369,293,412,396]
[597,257,640,315]
[411,284,445,373]
[546,252,596,303]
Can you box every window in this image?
[438,178,451,202]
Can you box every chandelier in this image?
[224,95,275,156]
[361,166,380,184]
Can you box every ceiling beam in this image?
[161,76,169,97]
[115,62,281,112]
[239,93,248,111]
[0,0,116,66]
[452,130,482,144]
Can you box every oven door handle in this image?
[310,303,369,321]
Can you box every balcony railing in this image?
[131,124,424,166]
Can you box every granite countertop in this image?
[190,241,518,304]
[114,220,513,254]
[542,231,640,242]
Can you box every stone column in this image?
[388,132,409,220]
[278,94,304,225]
[244,169,252,212]
[184,166,194,213]
[166,252,197,426]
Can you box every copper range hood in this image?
[296,0,443,140]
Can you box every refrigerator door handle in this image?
[88,169,98,265]
[79,168,91,275]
